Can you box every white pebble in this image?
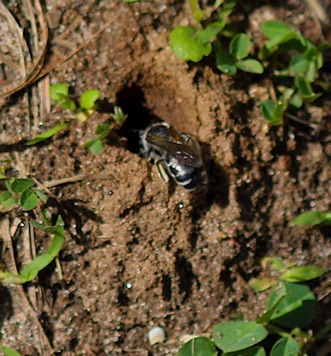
[148,326,166,345]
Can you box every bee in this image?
[139,121,208,193]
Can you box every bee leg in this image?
[156,160,169,183]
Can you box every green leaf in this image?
[236,59,264,74]
[268,281,316,329]
[262,21,293,38]
[11,178,35,193]
[290,54,309,74]
[0,216,65,284]
[262,21,297,50]
[261,100,284,126]
[212,321,268,352]
[20,220,64,281]
[281,266,325,282]
[50,83,76,110]
[20,189,39,210]
[198,21,225,44]
[257,283,286,323]
[50,83,69,101]
[270,337,300,356]
[79,89,101,110]
[112,106,127,125]
[26,122,68,145]
[57,94,76,110]
[0,346,22,356]
[223,346,266,356]
[230,34,251,60]
[292,211,331,225]
[95,123,111,139]
[218,0,237,22]
[261,256,286,271]
[249,277,276,293]
[169,26,212,63]
[0,191,17,208]
[290,94,303,108]
[34,189,48,203]
[305,59,318,82]
[295,76,313,96]
[85,139,104,154]
[178,337,217,356]
[20,253,54,280]
[30,220,46,231]
[215,44,237,75]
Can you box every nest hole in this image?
[116,84,161,154]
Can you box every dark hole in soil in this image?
[116,84,161,154]
[117,284,130,306]
[161,273,172,301]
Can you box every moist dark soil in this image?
[0,0,330,355]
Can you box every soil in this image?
[0,0,330,355]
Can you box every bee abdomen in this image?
[139,121,208,193]
[174,167,208,193]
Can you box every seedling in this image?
[260,20,329,125]
[0,214,65,284]
[169,0,263,74]
[26,121,68,145]
[49,84,126,154]
[25,85,101,147]
[50,83,101,122]
[215,33,264,75]
[178,257,326,355]
[0,178,47,211]
[292,210,331,226]
[168,1,329,127]
[85,106,127,154]
[85,123,112,154]
[249,256,324,293]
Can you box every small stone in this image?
[148,326,166,345]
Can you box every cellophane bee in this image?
[139,121,208,193]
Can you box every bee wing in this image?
[147,132,202,167]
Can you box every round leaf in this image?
[169,26,212,63]
[212,321,268,352]
[20,190,39,210]
[290,54,309,74]
[85,139,104,154]
[268,281,316,328]
[230,34,251,60]
[178,337,217,356]
[270,337,300,356]
[50,83,69,101]
[290,94,303,108]
[79,89,101,110]
[215,46,237,75]
[236,59,264,74]
[58,95,76,110]
[11,178,35,193]
[261,100,284,126]
[0,191,17,208]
